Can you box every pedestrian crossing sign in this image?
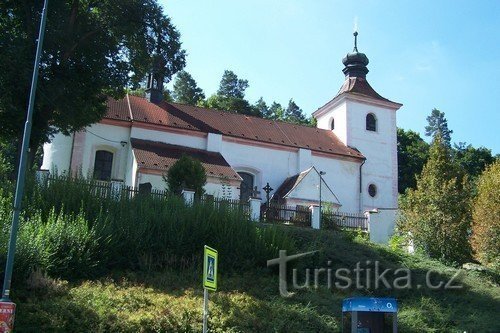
[203,245,218,291]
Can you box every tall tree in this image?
[425,108,453,147]
[284,99,308,125]
[471,161,500,271]
[254,97,270,119]
[397,128,429,193]
[217,70,249,99]
[0,0,185,166]
[268,102,285,120]
[172,70,205,105]
[398,135,472,264]
[200,70,259,116]
[453,142,496,179]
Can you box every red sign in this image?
[0,302,15,333]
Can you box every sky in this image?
[160,0,500,154]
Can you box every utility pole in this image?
[1,0,49,302]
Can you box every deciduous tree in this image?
[471,161,500,270]
[453,142,496,179]
[397,128,429,193]
[0,0,186,166]
[398,135,472,264]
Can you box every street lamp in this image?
[319,171,326,226]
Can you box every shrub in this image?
[163,154,206,195]
[472,161,500,270]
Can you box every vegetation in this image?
[425,108,453,147]
[0,173,498,331]
[398,135,472,264]
[472,161,500,271]
[8,227,500,332]
[163,155,207,196]
[0,0,185,166]
[172,70,205,105]
[397,128,429,193]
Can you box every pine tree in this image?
[172,71,205,105]
[217,70,249,99]
[254,97,270,118]
[269,102,284,120]
[425,109,453,147]
[284,99,308,124]
[398,134,472,264]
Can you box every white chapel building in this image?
[42,33,402,214]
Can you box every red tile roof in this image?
[105,95,364,160]
[334,77,401,105]
[130,138,241,181]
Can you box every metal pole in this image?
[202,288,208,333]
[1,0,49,301]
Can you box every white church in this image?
[42,33,401,216]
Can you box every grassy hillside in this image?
[12,227,500,332]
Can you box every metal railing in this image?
[261,203,311,227]
[322,211,368,230]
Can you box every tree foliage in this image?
[453,142,496,179]
[398,135,472,264]
[0,0,185,161]
[217,70,248,99]
[163,155,206,196]
[397,128,429,193]
[199,70,260,116]
[471,161,500,270]
[172,70,205,105]
[284,99,308,125]
[425,109,453,147]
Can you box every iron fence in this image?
[261,204,311,227]
[322,211,368,230]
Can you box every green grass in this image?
[11,227,500,333]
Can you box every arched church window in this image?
[330,118,335,130]
[93,150,113,180]
[366,113,377,132]
[238,172,254,202]
[368,184,377,197]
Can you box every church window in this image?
[368,184,377,197]
[330,118,335,130]
[238,172,254,202]
[366,113,377,131]
[93,150,113,180]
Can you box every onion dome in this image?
[342,32,369,78]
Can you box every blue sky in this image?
[161,0,500,154]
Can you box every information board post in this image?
[203,288,208,333]
[202,245,218,333]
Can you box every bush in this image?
[163,154,206,195]
[2,174,294,284]
[472,161,500,270]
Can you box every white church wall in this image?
[221,139,299,202]
[41,131,74,173]
[79,123,131,181]
[346,100,398,209]
[130,127,207,150]
[316,101,348,144]
[287,170,340,207]
[137,172,164,190]
[311,154,360,213]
